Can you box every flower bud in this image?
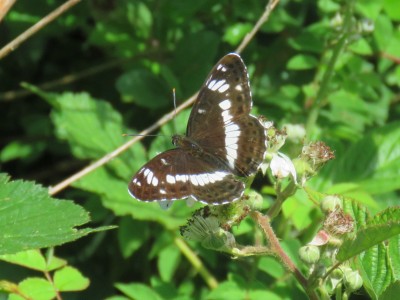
[343,270,363,292]
[299,245,320,264]
[321,195,342,213]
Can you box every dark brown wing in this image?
[128,148,245,205]
[186,53,267,176]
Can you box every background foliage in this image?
[1,0,400,299]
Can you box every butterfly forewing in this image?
[187,53,267,177]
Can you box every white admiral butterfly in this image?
[129,53,267,205]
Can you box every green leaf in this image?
[326,183,378,211]
[0,141,45,163]
[380,281,400,300]
[348,38,373,55]
[172,31,219,95]
[50,92,123,155]
[385,29,400,59]
[286,54,318,70]
[46,91,146,179]
[0,174,112,255]
[11,278,55,300]
[287,24,326,53]
[53,266,90,291]
[206,280,245,300]
[0,249,66,272]
[207,275,282,300]
[223,23,253,46]
[115,283,162,300]
[327,90,373,134]
[356,1,383,19]
[282,190,315,230]
[337,222,400,262]
[338,200,400,265]
[158,244,181,282]
[369,207,400,225]
[389,234,400,280]
[332,122,400,194]
[258,257,285,279]
[373,14,394,50]
[148,278,182,300]
[356,243,393,299]
[127,2,152,39]
[340,197,395,298]
[383,0,400,20]
[248,290,282,300]
[116,68,170,109]
[118,217,149,258]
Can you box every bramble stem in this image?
[251,211,318,300]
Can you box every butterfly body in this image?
[129,53,267,205]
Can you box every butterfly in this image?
[128,53,267,205]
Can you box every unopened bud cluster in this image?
[298,195,361,296]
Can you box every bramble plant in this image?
[1,0,400,299]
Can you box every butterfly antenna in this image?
[172,88,178,134]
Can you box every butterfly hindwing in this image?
[128,149,245,204]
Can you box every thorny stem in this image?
[251,211,318,300]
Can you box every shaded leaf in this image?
[116,68,170,109]
[158,244,181,282]
[172,31,219,95]
[118,217,149,258]
[380,281,400,300]
[115,283,162,300]
[332,122,400,194]
[287,54,318,70]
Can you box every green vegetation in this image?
[1,0,400,299]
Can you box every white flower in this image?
[270,152,297,183]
